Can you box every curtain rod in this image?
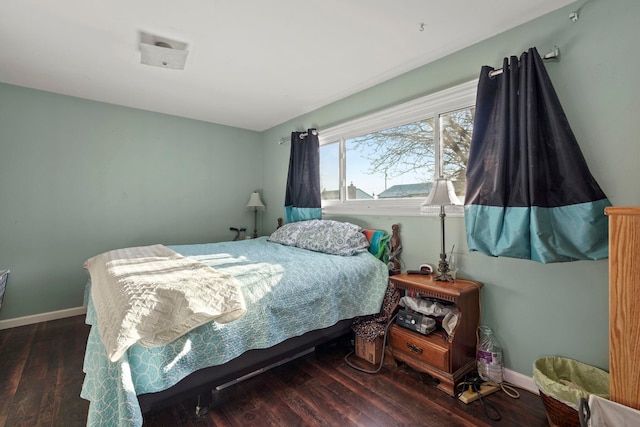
[488,46,560,78]
[278,129,318,145]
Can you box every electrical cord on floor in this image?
[477,391,502,421]
[457,372,504,422]
[456,374,524,423]
[500,382,520,398]
[456,372,483,397]
[344,314,398,374]
[480,380,521,399]
[474,381,521,421]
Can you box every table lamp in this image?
[420,178,462,281]
[246,191,265,238]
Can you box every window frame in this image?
[320,79,477,217]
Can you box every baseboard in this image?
[504,367,538,395]
[0,306,87,330]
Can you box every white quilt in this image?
[84,244,246,362]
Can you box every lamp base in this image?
[433,257,454,282]
[434,271,455,282]
[253,208,258,238]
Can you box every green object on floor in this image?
[533,356,609,410]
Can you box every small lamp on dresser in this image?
[246,191,266,238]
[420,177,462,281]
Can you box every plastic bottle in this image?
[477,326,504,383]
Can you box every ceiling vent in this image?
[139,32,189,70]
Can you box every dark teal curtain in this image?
[285,129,322,223]
[465,47,610,263]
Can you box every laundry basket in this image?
[533,356,609,427]
[579,394,640,427]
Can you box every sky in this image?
[320,141,432,198]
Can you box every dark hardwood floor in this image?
[0,315,550,427]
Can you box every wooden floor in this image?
[0,315,550,427]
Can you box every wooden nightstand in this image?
[387,274,482,396]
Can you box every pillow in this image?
[269,219,369,256]
[267,221,304,247]
[362,229,390,261]
[296,220,369,256]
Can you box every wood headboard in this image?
[389,224,401,275]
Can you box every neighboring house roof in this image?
[323,183,432,200]
[321,189,340,200]
[377,182,432,198]
[321,187,373,200]
[354,188,374,199]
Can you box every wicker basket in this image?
[539,390,580,427]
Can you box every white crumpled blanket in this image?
[84,244,246,362]
[399,296,459,336]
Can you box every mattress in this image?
[81,237,388,426]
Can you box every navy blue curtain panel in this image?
[285,129,322,223]
[465,47,611,263]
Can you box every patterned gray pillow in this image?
[267,221,305,246]
[268,220,369,256]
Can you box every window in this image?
[320,80,477,216]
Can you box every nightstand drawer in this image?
[389,324,450,372]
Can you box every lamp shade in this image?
[421,178,462,207]
[421,178,461,281]
[246,192,265,209]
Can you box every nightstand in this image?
[387,274,482,396]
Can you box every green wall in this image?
[0,84,262,320]
[261,0,640,376]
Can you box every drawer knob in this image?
[406,342,423,355]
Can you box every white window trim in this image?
[320,79,477,217]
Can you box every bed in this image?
[81,220,396,427]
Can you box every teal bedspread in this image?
[81,237,388,426]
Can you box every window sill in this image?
[322,200,464,217]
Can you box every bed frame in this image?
[137,222,402,416]
[138,318,353,414]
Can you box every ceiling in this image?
[1,1,576,132]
